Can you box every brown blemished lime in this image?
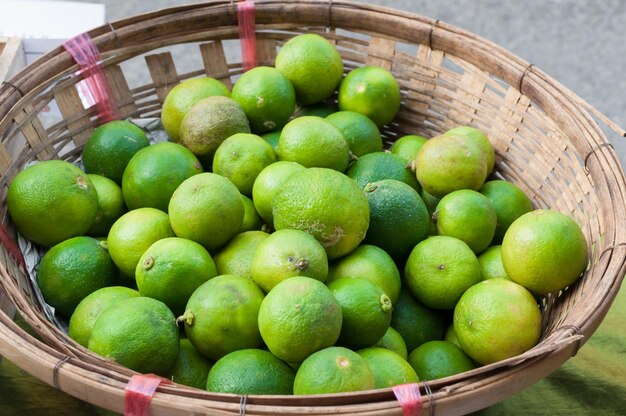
[178,96,250,167]
[37,236,118,318]
[206,349,295,395]
[68,286,140,347]
[326,244,401,304]
[453,279,542,365]
[480,179,533,243]
[170,338,214,389]
[357,347,419,388]
[258,276,342,363]
[212,133,276,196]
[272,168,370,259]
[231,66,296,134]
[7,160,98,247]
[251,229,328,293]
[325,110,383,157]
[86,174,126,237]
[168,173,244,251]
[107,207,175,279]
[434,189,497,254]
[293,346,375,395]
[213,231,270,280]
[181,275,265,360]
[415,133,487,198]
[135,237,218,316]
[88,296,179,376]
[251,160,306,225]
[82,120,150,183]
[122,141,203,212]
[408,340,475,381]
[327,277,392,350]
[404,236,482,310]
[444,126,495,175]
[338,66,401,127]
[275,33,344,105]
[276,116,350,172]
[161,77,231,142]
[501,209,588,294]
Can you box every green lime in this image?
[444,126,495,175]
[328,278,392,349]
[170,338,214,389]
[390,135,428,164]
[68,286,140,347]
[212,133,276,196]
[404,236,482,310]
[326,111,382,157]
[272,168,370,259]
[251,229,328,293]
[501,209,588,294]
[434,189,497,254]
[391,290,447,352]
[37,236,118,318]
[326,244,401,303]
[239,194,264,232]
[293,346,375,395]
[181,275,265,360]
[7,160,98,247]
[107,207,175,279]
[338,66,401,127]
[82,120,150,183]
[276,116,350,172]
[275,33,344,105]
[122,141,203,212]
[374,326,409,360]
[168,173,244,251]
[88,297,179,376]
[363,179,430,260]
[213,231,270,280]
[135,237,218,316]
[251,160,306,225]
[477,245,510,280]
[453,279,542,365]
[346,151,420,191]
[206,349,294,395]
[86,174,126,237]
[408,340,475,381]
[357,347,419,388]
[232,66,296,133]
[480,179,533,243]
[258,276,342,363]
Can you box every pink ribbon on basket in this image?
[63,32,119,123]
[238,0,257,70]
[124,374,172,416]
[393,383,423,416]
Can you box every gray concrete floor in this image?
[67,0,626,165]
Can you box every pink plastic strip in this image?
[393,383,423,416]
[124,374,170,416]
[63,33,119,123]
[238,0,257,71]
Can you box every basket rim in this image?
[1,1,626,414]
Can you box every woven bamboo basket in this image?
[1,1,625,414]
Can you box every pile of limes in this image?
[6,33,589,395]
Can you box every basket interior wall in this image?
[0,3,623,413]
